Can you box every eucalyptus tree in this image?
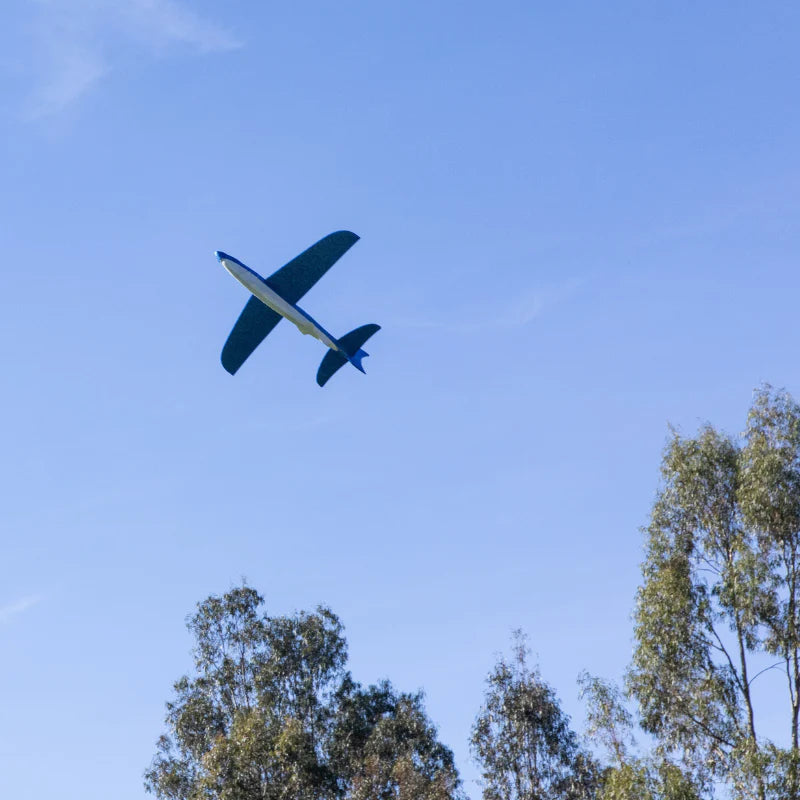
[470,632,600,800]
[332,678,464,800]
[579,673,700,800]
[628,386,800,799]
[144,585,463,800]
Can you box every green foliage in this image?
[470,632,601,800]
[628,386,800,799]
[578,673,635,768]
[145,586,463,800]
[579,674,700,800]
[331,677,463,800]
[596,762,652,800]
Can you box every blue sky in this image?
[2,1,800,797]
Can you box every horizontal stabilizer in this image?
[316,323,381,387]
[317,350,348,387]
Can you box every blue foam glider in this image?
[217,231,380,386]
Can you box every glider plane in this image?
[217,231,380,387]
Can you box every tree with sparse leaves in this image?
[144,585,464,800]
[628,386,800,799]
[579,673,700,800]
[470,631,600,800]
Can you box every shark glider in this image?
[217,231,380,386]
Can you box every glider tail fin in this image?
[347,348,369,374]
[316,323,381,387]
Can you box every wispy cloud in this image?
[0,595,41,624]
[114,0,243,53]
[503,278,583,328]
[390,277,583,334]
[23,0,241,118]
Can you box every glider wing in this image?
[221,296,282,375]
[265,230,360,305]
[220,231,360,375]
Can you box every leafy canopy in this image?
[629,386,800,799]
[145,586,463,800]
[470,631,600,800]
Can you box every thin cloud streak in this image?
[24,0,241,118]
[390,277,583,334]
[0,595,41,624]
[115,0,242,53]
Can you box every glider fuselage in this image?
[217,253,341,352]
